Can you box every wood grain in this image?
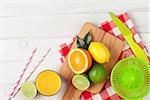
[0,0,149,99]
[62,82,83,100]
[61,22,125,100]
[0,12,149,39]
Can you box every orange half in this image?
[36,70,61,96]
[68,48,92,74]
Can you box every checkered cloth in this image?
[59,12,150,100]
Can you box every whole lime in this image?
[88,64,106,84]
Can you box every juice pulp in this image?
[36,70,61,96]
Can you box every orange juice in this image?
[36,70,61,96]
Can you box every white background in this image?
[0,0,150,100]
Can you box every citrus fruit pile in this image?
[68,31,110,90]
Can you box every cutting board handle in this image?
[62,82,83,100]
[61,80,106,100]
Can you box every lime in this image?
[88,64,106,84]
[21,81,37,99]
[72,74,90,91]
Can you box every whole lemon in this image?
[88,42,110,63]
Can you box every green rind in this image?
[88,64,106,84]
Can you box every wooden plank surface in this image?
[0,0,150,99]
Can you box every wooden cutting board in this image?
[60,22,125,100]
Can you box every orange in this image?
[68,48,92,74]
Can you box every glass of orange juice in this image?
[36,70,61,96]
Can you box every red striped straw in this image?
[8,48,37,100]
[9,48,51,99]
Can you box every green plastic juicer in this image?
[111,57,150,99]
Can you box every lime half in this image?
[21,81,37,99]
[72,74,90,91]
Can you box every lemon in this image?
[88,42,110,63]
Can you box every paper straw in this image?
[8,48,37,100]
[11,48,51,99]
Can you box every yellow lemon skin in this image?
[88,42,110,63]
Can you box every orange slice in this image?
[68,48,92,74]
[36,70,61,96]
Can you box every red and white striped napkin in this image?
[59,12,150,100]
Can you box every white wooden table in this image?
[0,0,150,99]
